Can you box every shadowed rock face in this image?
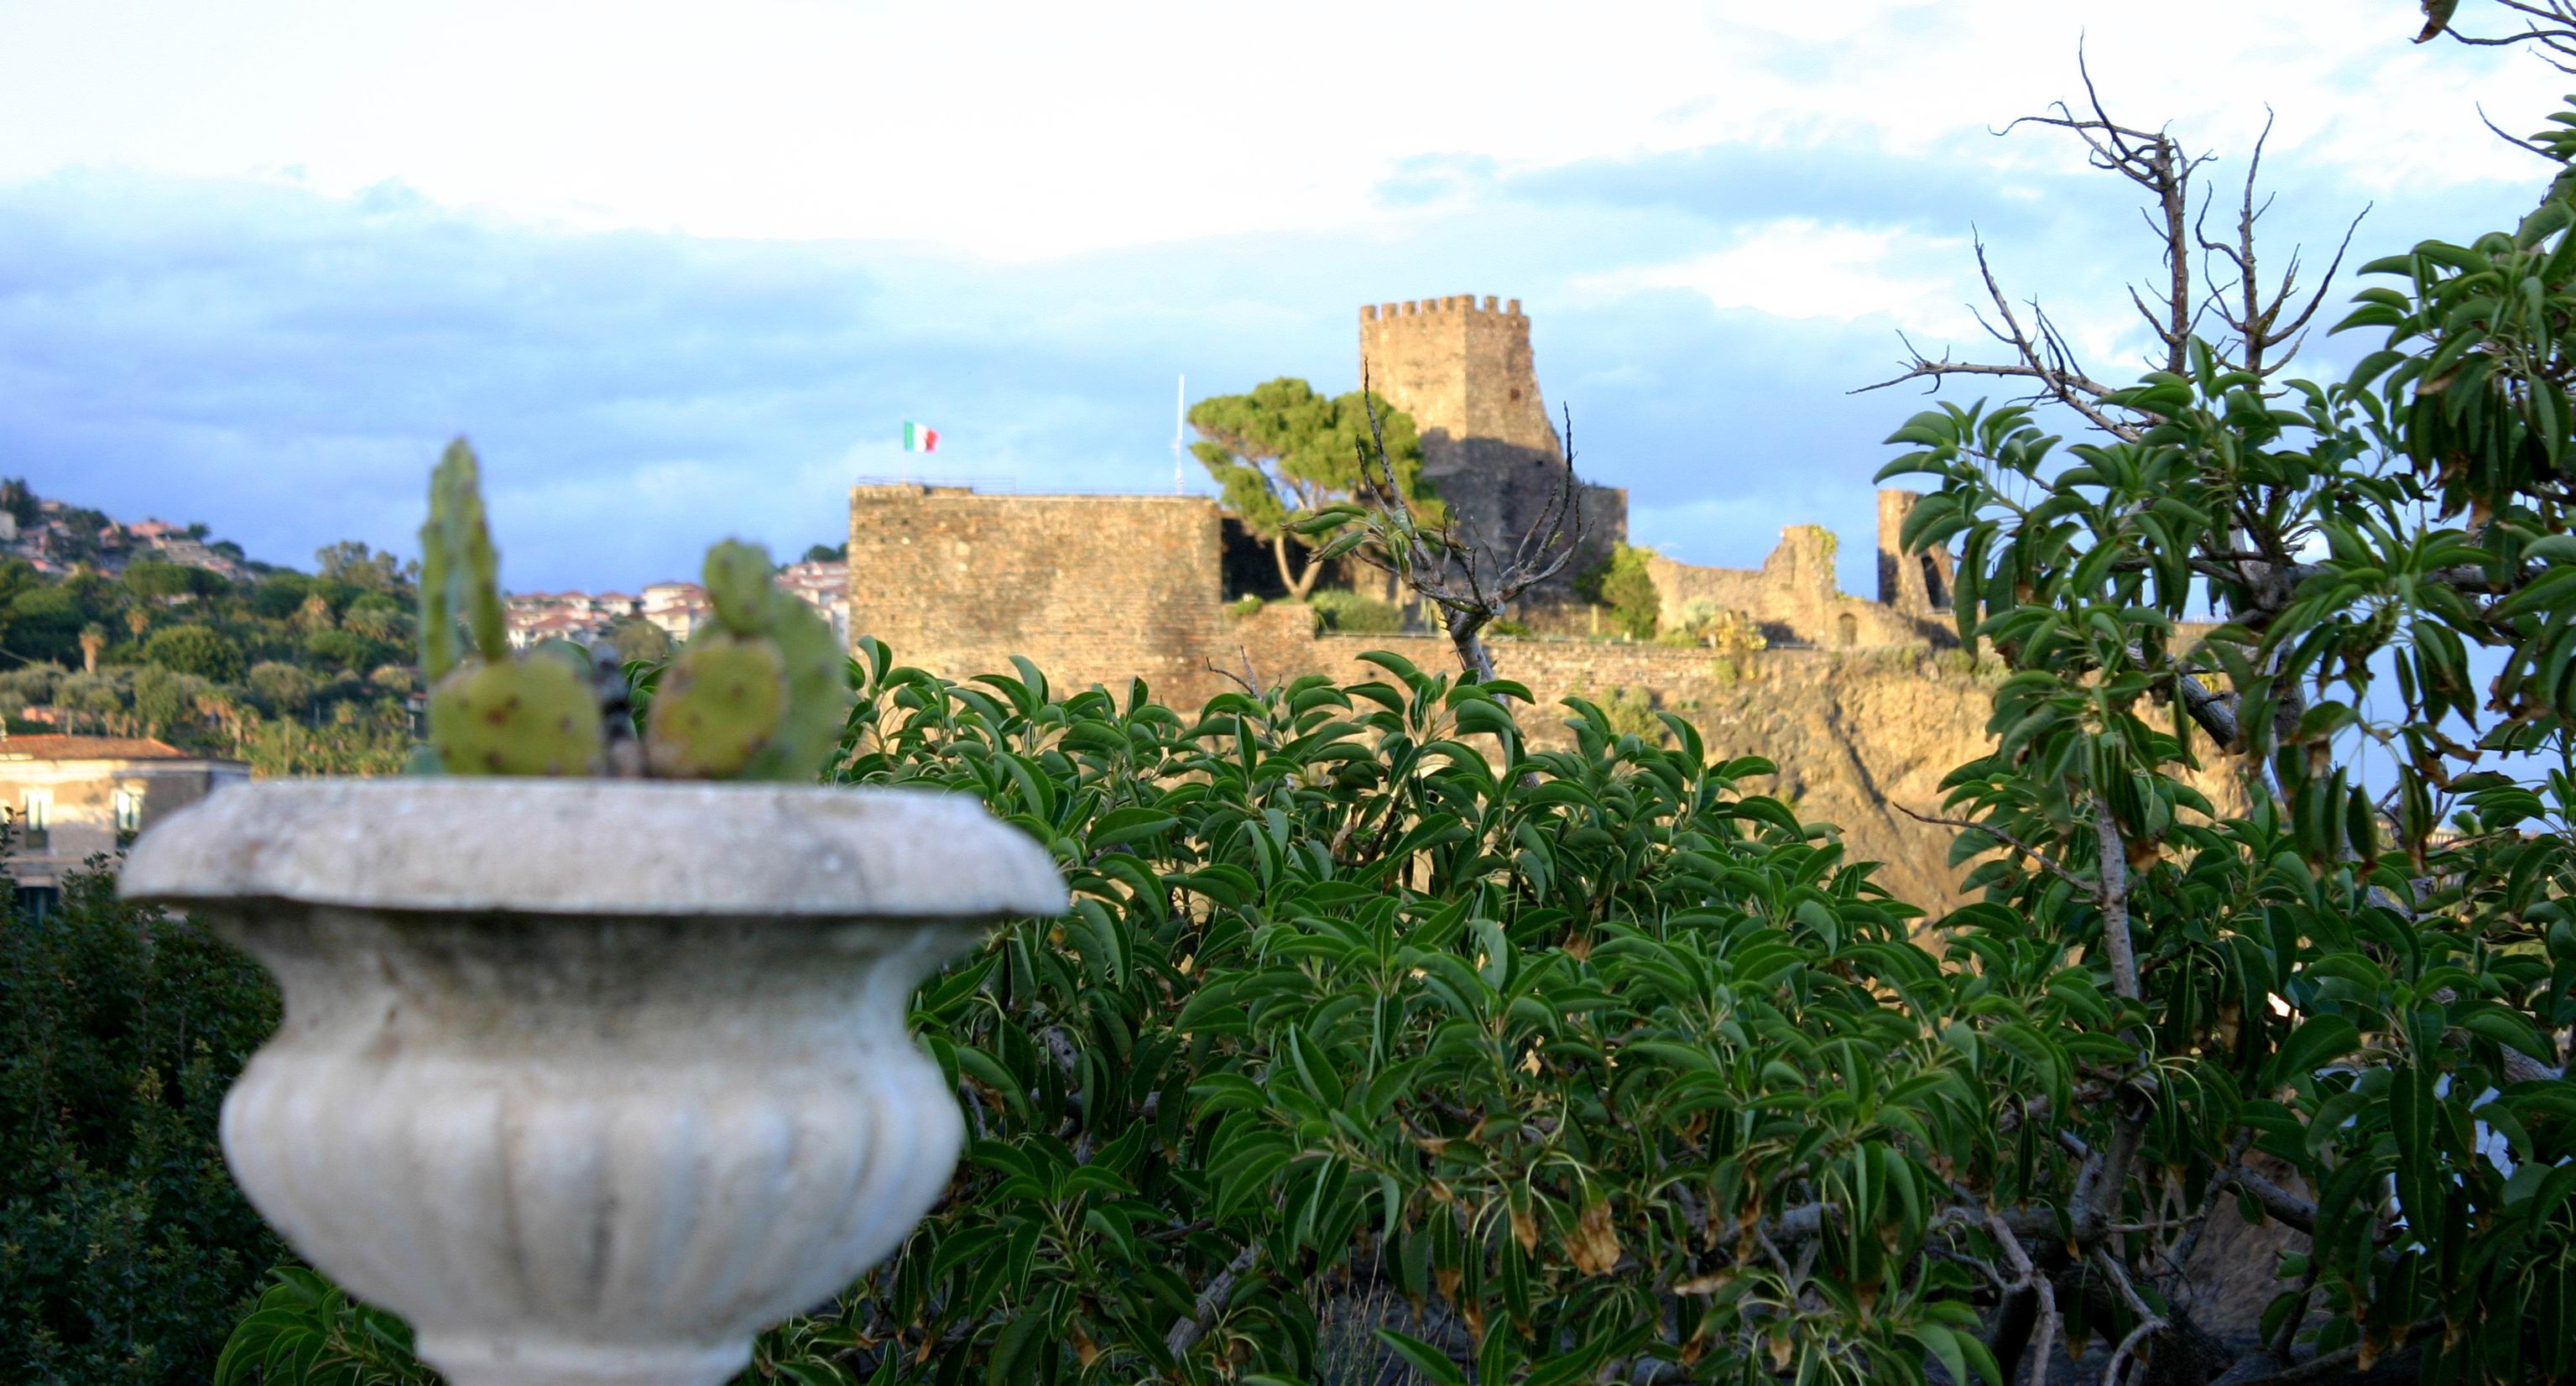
[1241,634,2250,921]
[1679,650,2006,915]
[1679,652,2248,919]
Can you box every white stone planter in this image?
[121,779,1066,1386]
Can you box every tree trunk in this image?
[1276,533,1321,601]
[1445,607,1495,684]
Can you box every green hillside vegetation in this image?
[0,533,421,776]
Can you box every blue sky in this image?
[3,1,2568,593]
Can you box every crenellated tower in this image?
[1358,295,1624,597]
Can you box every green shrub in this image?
[1931,646,2005,684]
[3,855,285,1386]
[1577,544,1659,640]
[1307,588,1402,633]
[1568,683,1665,742]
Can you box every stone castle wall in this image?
[846,483,1964,697]
[1358,296,1560,463]
[1876,489,1958,614]
[847,485,1225,699]
[842,482,2245,914]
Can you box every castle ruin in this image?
[847,294,1964,696]
[845,298,2011,906]
[1357,295,1624,599]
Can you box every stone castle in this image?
[846,293,1963,696]
[843,296,2015,907]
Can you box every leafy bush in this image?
[236,702,417,778]
[3,855,285,1386]
[1577,545,1659,640]
[243,662,317,717]
[1309,588,1403,634]
[1674,601,1765,659]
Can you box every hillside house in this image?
[0,735,248,911]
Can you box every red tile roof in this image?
[0,735,196,761]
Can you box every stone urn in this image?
[120,778,1066,1386]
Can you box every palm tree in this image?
[78,623,106,675]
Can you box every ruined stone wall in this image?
[1876,489,1958,615]
[847,485,1227,700]
[1645,522,1943,649]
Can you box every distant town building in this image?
[0,735,248,911]
[774,561,851,646]
[501,569,839,652]
[640,582,712,643]
[503,590,643,649]
[0,497,244,581]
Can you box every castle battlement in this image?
[1362,294,1524,320]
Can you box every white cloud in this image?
[0,1,2563,258]
[1572,220,1974,335]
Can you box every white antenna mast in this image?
[1172,373,1186,495]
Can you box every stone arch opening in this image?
[1837,612,1858,647]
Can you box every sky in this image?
[4,0,2571,594]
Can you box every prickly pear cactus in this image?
[645,541,851,780]
[742,585,849,781]
[409,446,849,781]
[701,539,774,635]
[646,632,790,778]
[417,440,609,776]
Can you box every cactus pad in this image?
[739,590,853,781]
[645,635,790,779]
[702,540,776,637]
[427,656,609,777]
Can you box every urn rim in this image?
[117,777,1068,921]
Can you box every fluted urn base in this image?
[121,779,1067,1386]
[417,1337,749,1386]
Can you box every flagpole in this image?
[1172,374,1186,496]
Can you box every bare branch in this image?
[2024,1276,2060,1386]
[1350,371,1590,686]
[2092,800,2142,1003]
[1165,1242,1263,1357]
[1856,236,2144,440]
[2221,1164,2318,1235]
[1895,803,2089,891]
[2442,0,2576,74]
[2092,1248,2167,1386]
[2477,100,2556,157]
[1864,49,2215,431]
[1202,646,1264,698]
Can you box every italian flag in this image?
[904,421,939,452]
